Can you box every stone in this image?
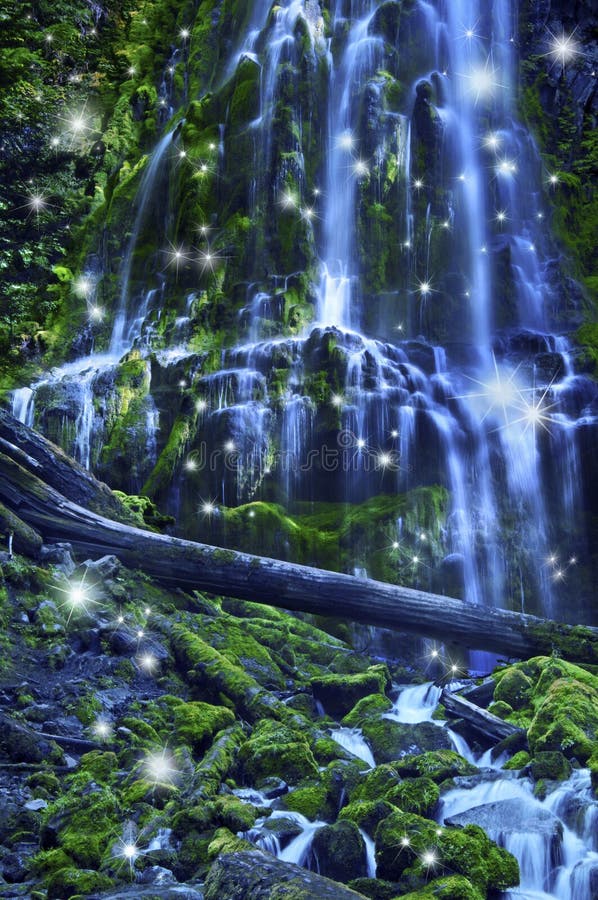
[204,850,369,899]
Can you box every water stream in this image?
[240,683,597,898]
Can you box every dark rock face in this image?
[203,850,369,900]
[311,820,367,882]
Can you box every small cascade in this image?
[274,811,327,869]
[111,132,174,355]
[330,727,375,768]
[385,682,442,724]
[359,828,377,878]
[11,387,35,427]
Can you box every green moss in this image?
[503,750,531,771]
[385,777,440,817]
[311,666,390,718]
[46,867,114,900]
[283,783,330,820]
[163,697,236,752]
[342,693,394,726]
[206,827,254,861]
[393,750,477,782]
[339,799,395,836]
[493,657,598,762]
[529,751,572,782]
[397,875,483,900]
[239,720,319,785]
[493,668,533,709]
[375,811,519,893]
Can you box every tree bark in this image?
[0,412,596,663]
[440,688,525,743]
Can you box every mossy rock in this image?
[166,697,236,752]
[311,820,367,882]
[503,750,531,770]
[529,750,572,782]
[77,751,119,782]
[283,759,366,820]
[488,700,514,719]
[351,763,401,803]
[493,668,533,709]
[239,720,319,784]
[312,666,391,718]
[396,875,483,899]
[206,826,255,861]
[393,750,477,782]
[282,782,329,820]
[348,877,399,899]
[361,719,452,764]
[339,799,395,836]
[46,867,113,900]
[528,678,598,762]
[385,777,440,817]
[342,693,394,726]
[375,811,519,892]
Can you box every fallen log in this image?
[441,688,525,743]
[0,414,597,663]
[0,408,137,526]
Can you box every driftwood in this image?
[441,688,524,743]
[0,411,597,663]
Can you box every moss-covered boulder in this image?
[204,850,372,899]
[528,678,598,762]
[361,719,452,764]
[342,694,394,726]
[493,668,533,710]
[238,720,319,785]
[529,750,572,782]
[339,800,395,836]
[393,750,477,782]
[312,667,391,718]
[46,867,113,900]
[385,776,440,817]
[397,875,483,899]
[166,697,236,752]
[375,810,519,893]
[283,759,367,821]
[492,658,598,763]
[312,820,368,882]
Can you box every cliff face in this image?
[518,0,597,302]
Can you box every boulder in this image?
[204,850,369,899]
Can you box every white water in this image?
[330,727,375,768]
[385,682,442,723]
[238,683,597,898]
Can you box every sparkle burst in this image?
[544,29,581,69]
[461,58,504,103]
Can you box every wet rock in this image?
[39,543,75,575]
[139,865,176,884]
[311,820,367,882]
[534,352,566,383]
[445,797,563,839]
[204,850,369,899]
[23,800,47,812]
[361,719,452,764]
[311,667,390,718]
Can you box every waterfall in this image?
[385,682,442,724]
[329,727,375,768]
[110,131,174,355]
[10,0,597,625]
